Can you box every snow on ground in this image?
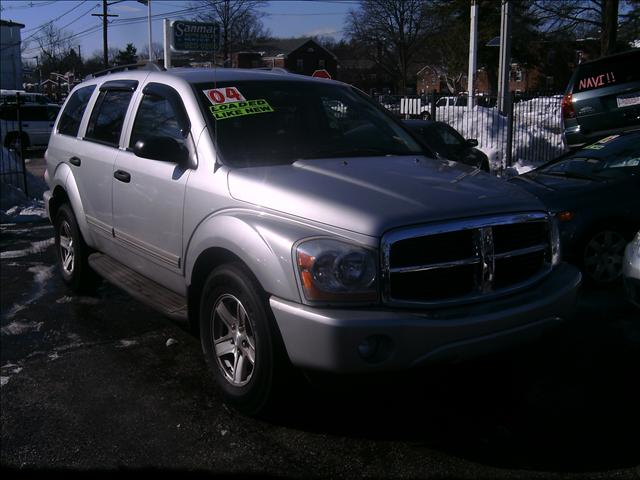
[1,146,48,221]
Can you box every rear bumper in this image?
[270,263,581,373]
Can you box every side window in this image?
[85,89,134,146]
[129,94,184,148]
[58,85,96,137]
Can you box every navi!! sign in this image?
[171,20,220,52]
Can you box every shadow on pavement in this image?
[269,287,640,473]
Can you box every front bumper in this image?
[270,263,581,372]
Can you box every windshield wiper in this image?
[540,171,603,181]
[300,148,390,159]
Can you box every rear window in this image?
[572,50,640,92]
[58,85,96,137]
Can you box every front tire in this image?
[200,263,287,415]
[54,203,95,292]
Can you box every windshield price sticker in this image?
[209,99,274,120]
[203,87,246,105]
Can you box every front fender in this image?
[185,210,308,303]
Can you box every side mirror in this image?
[466,138,479,147]
[133,136,190,167]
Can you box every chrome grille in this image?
[381,213,553,307]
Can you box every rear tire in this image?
[54,203,97,292]
[199,263,290,415]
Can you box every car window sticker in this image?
[203,86,274,121]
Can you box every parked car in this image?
[435,96,468,107]
[509,131,640,285]
[623,231,640,308]
[0,103,60,150]
[0,89,55,105]
[44,65,580,414]
[403,119,490,171]
[561,49,640,150]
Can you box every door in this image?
[78,81,138,245]
[111,83,192,287]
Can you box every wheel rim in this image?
[58,220,75,275]
[583,230,626,283]
[211,294,256,387]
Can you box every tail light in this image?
[561,92,575,119]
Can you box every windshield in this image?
[194,80,424,167]
[538,133,640,178]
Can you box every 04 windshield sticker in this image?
[203,87,274,121]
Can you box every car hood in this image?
[509,172,606,211]
[228,156,543,236]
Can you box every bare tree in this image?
[345,0,432,94]
[533,0,639,56]
[192,0,268,66]
[139,42,164,61]
[35,23,72,63]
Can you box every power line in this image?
[20,3,215,56]
[1,0,91,53]
[0,1,57,12]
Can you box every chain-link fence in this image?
[375,91,566,172]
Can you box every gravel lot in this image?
[1,212,639,478]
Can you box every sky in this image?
[0,0,357,64]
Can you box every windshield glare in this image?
[540,135,640,177]
[195,80,425,167]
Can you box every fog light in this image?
[357,336,380,360]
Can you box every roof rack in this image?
[85,61,165,80]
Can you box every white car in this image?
[0,103,60,151]
[623,231,640,308]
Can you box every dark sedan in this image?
[509,131,640,285]
[403,119,490,172]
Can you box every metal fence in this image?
[0,93,29,197]
[376,91,566,172]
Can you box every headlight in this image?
[550,217,561,266]
[295,238,378,303]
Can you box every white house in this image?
[0,19,25,90]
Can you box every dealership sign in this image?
[171,20,220,52]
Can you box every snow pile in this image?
[1,146,48,222]
[434,96,566,172]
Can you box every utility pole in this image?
[33,57,41,93]
[92,0,119,68]
[78,44,82,62]
[467,0,478,107]
[136,0,153,61]
[497,0,512,115]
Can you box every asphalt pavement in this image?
[1,215,639,478]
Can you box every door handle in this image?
[114,170,131,183]
[69,156,81,166]
[23,123,30,128]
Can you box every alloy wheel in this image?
[583,230,626,283]
[211,294,256,387]
[58,220,75,275]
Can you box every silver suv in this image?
[44,64,581,414]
